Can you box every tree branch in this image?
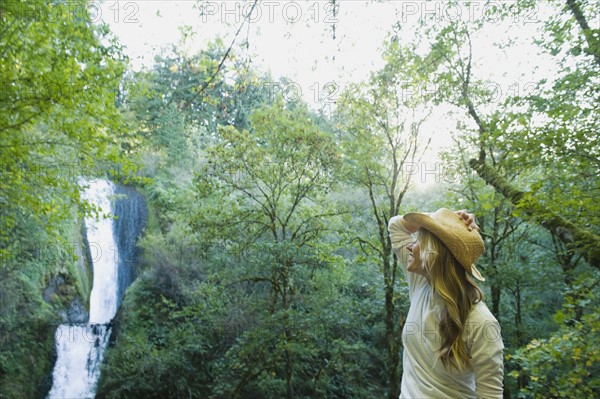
[565,0,600,67]
[351,236,384,257]
[469,158,600,268]
[179,0,259,111]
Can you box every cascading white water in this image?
[48,179,119,399]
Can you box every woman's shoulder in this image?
[467,301,500,328]
[468,301,496,321]
[465,301,504,351]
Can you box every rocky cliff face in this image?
[41,216,93,325]
[112,184,148,309]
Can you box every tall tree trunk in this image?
[489,235,501,318]
[491,285,501,318]
[285,344,293,399]
[383,246,400,399]
[282,264,294,399]
[515,284,523,346]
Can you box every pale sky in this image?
[100,0,398,102]
[99,0,556,190]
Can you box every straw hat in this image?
[404,208,485,281]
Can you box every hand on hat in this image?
[456,209,480,232]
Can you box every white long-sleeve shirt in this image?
[388,216,504,399]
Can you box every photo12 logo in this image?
[399,1,540,24]
[260,81,339,104]
[11,240,139,266]
[0,159,140,188]
[4,1,140,24]
[399,81,540,104]
[403,162,464,184]
[198,1,339,24]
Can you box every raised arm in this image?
[388,215,417,259]
[388,215,423,296]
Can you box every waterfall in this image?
[47,179,146,398]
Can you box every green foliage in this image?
[507,277,600,398]
[0,215,92,398]
[99,83,393,397]
[98,213,389,398]
[120,40,274,180]
[429,0,600,244]
[195,98,342,244]
[0,1,131,396]
[0,0,128,262]
[97,278,220,398]
[0,268,56,398]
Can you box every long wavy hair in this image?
[416,227,484,370]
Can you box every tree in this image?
[0,2,128,396]
[334,39,431,399]
[507,276,600,398]
[0,0,127,261]
[119,37,275,186]
[194,98,343,398]
[442,141,528,319]
[423,0,600,269]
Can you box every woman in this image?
[388,208,504,398]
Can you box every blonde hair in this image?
[416,227,484,370]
